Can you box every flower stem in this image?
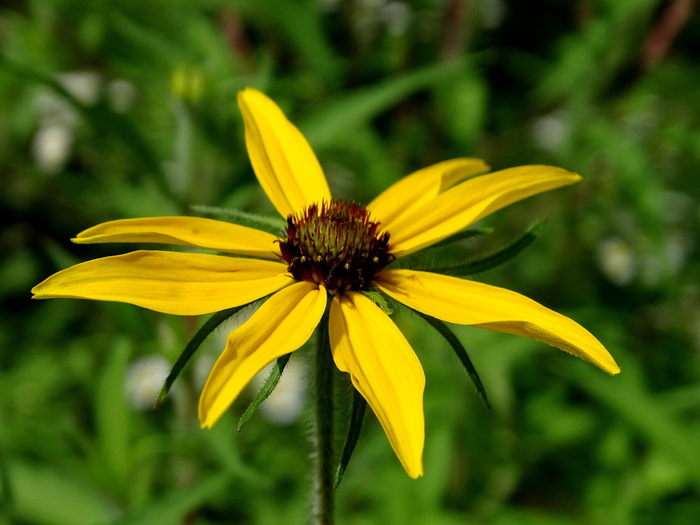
[313,308,334,525]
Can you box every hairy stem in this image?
[312,308,335,525]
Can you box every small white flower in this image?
[31,124,74,174]
[125,355,171,410]
[531,111,569,151]
[58,71,102,106]
[32,71,103,173]
[107,79,138,113]
[381,2,412,36]
[597,237,637,286]
[35,90,77,129]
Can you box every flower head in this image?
[279,199,394,292]
[32,88,619,479]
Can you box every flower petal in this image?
[376,269,620,375]
[239,88,331,217]
[199,282,326,428]
[387,165,581,257]
[366,158,489,231]
[72,217,280,259]
[329,292,425,478]
[31,250,292,315]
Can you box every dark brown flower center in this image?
[278,200,394,292]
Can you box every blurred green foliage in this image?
[2,0,700,523]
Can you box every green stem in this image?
[313,308,334,525]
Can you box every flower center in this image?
[278,200,394,292]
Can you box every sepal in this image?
[422,221,542,277]
[189,204,286,235]
[155,302,264,407]
[334,387,368,489]
[237,353,292,431]
[416,311,491,409]
[360,290,393,315]
[389,227,489,270]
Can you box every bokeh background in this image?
[2,0,700,523]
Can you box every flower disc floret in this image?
[278,200,393,292]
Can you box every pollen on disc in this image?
[278,200,394,292]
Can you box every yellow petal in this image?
[31,250,292,315]
[367,158,489,231]
[239,88,331,217]
[72,216,280,259]
[387,165,581,257]
[376,269,620,375]
[329,292,425,478]
[199,282,326,428]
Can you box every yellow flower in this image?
[32,88,620,479]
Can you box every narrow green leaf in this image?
[390,227,490,269]
[417,312,491,409]
[427,227,491,250]
[334,388,367,489]
[426,221,543,276]
[563,359,700,489]
[110,12,182,67]
[96,338,131,486]
[237,353,292,431]
[6,461,118,525]
[300,57,478,151]
[156,305,251,407]
[0,448,13,508]
[189,205,286,235]
[110,472,231,525]
[262,0,340,82]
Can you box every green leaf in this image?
[95,338,131,488]
[334,388,367,489]
[156,304,256,407]
[189,205,286,235]
[110,472,231,525]
[563,358,700,489]
[300,57,476,151]
[258,0,340,83]
[360,290,393,315]
[237,353,292,431]
[200,417,269,485]
[417,312,491,409]
[4,461,117,525]
[389,228,490,270]
[426,227,492,250]
[426,221,543,276]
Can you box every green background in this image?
[2,0,699,523]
